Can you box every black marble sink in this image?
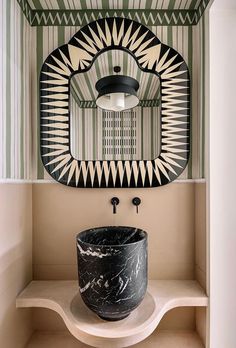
[76,226,147,321]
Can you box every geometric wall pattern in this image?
[40,17,190,187]
[31,10,199,26]
[0,0,208,181]
[31,19,208,181]
[17,0,211,26]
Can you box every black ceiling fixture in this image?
[95,75,139,112]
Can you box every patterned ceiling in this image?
[70,49,160,107]
[27,0,202,10]
[18,0,210,26]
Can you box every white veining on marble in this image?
[80,280,94,293]
[118,277,129,295]
[77,242,112,258]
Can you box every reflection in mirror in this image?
[70,49,161,161]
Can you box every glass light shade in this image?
[96,93,139,112]
[110,93,125,111]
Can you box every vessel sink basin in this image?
[76,226,147,321]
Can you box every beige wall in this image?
[0,175,206,344]
[0,184,33,348]
[195,183,207,290]
[32,182,196,281]
[195,183,207,346]
[0,181,205,340]
[209,4,236,347]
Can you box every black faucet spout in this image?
[111,197,120,214]
[132,197,141,214]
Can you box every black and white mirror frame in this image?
[40,17,190,188]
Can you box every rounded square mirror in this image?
[40,17,190,188]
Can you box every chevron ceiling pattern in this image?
[71,49,160,108]
[40,17,190,188]
[17,0,210,25]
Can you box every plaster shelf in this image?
[26,330,205,348]
[17,280,208,348]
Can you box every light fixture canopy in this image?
[95,75,139,112]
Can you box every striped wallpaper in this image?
[71,49,161,104]
[70,105,160,161]
[0,0,208,181]
[0,0,32,180]
[17,0,211,26]
[27,1,203,10]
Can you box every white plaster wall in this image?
[209,1,236,347]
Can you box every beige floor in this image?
[26,330,204,348]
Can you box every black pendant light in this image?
[95,67,139,112]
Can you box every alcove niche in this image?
[18,179,207,347]
[13,2,209,347]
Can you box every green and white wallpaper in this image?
[70,106,161,161]
[27,0,203,10]
[0,0,209,181]
[17,0,210,26]
[0,0,32,180]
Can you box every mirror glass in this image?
[70,49,161,161]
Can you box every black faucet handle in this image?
[111,197,119,214]
[132,197,141,214]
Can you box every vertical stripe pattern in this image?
[1,3,208,181]
[28,0,204,10]
[0,0,31,180]
[70,104,160,161]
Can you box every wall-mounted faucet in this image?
[111,197,119,214]
[132,197,141,214]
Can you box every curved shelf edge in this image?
[16,280,208,348]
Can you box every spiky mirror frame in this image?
[40,17,190,188]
